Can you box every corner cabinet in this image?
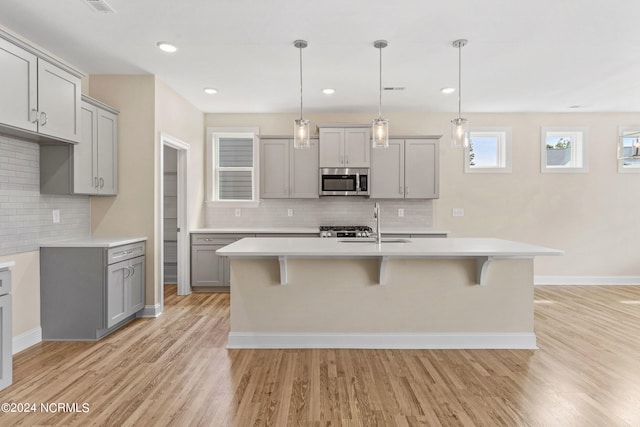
[40,240,146,340]
[40,95,118,195]
[0,32,82,144]
[260,138,319,199]
[370,138,440,199]
[318,126,370,168]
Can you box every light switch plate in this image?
[287,208,294,217]
[235,209,241,217]
[52,209,60,223]
[452,208,464,217]
[398,208,404,217]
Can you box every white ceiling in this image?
[2,0,640,114]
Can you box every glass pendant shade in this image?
[451,117,469,148]
[294,118,311,149]
[372,117,389,148]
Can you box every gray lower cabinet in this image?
[191,234,251,289]
[0,268,12,391]
[40,241,146,340]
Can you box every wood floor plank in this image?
[1,285,640,426]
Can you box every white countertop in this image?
[0,261,15,270]
[39,237,147,248]
[216,237,562,258]
[191,228,448,235]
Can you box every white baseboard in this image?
[139,304,162,318]
[535,276,640,285]
[13,327,42,355]
[227,332,537,350]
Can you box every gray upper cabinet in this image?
[261,138,319,199]
[319,126,370,168]
[40,96,118,195]
[370,138,439,199]
[0,34,82,144]
[0,37,37,132]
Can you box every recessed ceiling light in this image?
[441,87,456,94]
[204,88,218,95]
[322,88,335,95]
[156,42,177,53]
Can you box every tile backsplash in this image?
[205,198,433,230]
[0,135,90,256]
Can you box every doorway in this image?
[160,133,190,313]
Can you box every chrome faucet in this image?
[374,202,381,244]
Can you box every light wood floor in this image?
[2,285,640,426]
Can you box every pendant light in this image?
[372,40,389,149]
[451,39,469,148]
[293,40,310,149]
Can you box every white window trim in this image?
[205,126,260,207]
[617,126,640,174]
[541,127,588,174]
[464,127,512,173]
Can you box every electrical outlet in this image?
[52,209,60,223]
[398,208,404,217]
[452,208,464,217]
[287,208,294,217]
[235,208,241,217]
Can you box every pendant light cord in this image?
[457,43,462,120]
[378,44,383,119]
[299,45,304,120]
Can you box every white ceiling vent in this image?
[83,0,116,13]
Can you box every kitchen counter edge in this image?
[39,237,148,248]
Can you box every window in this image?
[206,127,260,206]
[618,127,640,173]
[541,127,588,173]
[465,127,512,173]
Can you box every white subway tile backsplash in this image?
[0,135,90,256]
[205,198,433,230]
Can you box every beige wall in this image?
[1,252,40,337]
[206,112,640,278]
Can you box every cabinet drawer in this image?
[0,270,10,296]
[192,234,251,245]
[107,242,146,265]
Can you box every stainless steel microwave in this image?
[319,168,369,196]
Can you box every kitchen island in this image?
[217,237,562,349]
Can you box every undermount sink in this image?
[338,238,411,244]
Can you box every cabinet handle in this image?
[399,186,403,194]
[129,265,134,277]
[99,177,105,188]
[94,177,99,188]
[405,186,409,195]
[39,112,48,126]
[31,109,39,124]
[346,155,349,165]
[123,266,130,278]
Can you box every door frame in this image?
[160,133,191,305]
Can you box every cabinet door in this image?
[319,128,344,167]
[73,102,98,194]
[0,38,37,132]
[0,293,12,391]
[344,128,371,167]
[106,261,128,328]
[370,139,404,198]
[191,245,225,286]
[290,139,319,198]
[96,108,118,194]
[37,59,81,143]
[405,140,439,199]
[260,139,290,198]
[127,256,145,314]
